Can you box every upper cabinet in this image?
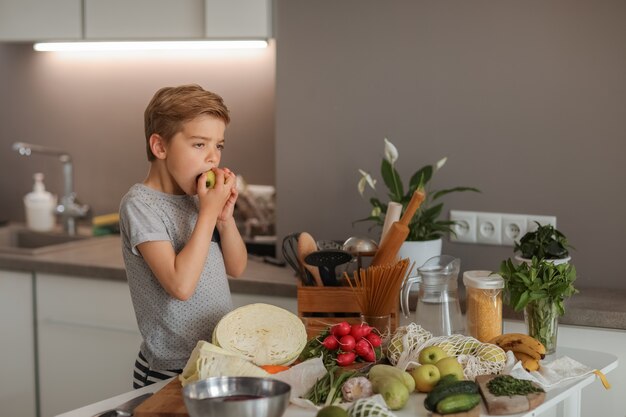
[0,0,81,41]
[84,0,205,39]
[0,0,271,41]
[204,0,270,39]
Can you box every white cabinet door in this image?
[84,0,205,39]
[36,274,142,417]
[205,0,271,38]
[0,0,81,41]
[0,270,36,417]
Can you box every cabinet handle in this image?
[41,317,139,334]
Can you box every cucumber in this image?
[435,393,481,414]
[423,380,478,412]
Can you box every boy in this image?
[119,84,247,388]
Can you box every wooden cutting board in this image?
[134,378,188,417]
[475,374,545,415]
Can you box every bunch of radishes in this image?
[321,321,382,366]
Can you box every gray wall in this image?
[0,42,276,221]
[276,1,626,289]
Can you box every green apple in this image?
[458,340,481,355]
[205,170,217,189]
[435,356,465,380]
[409,364,441,393]
[418,346,448,365]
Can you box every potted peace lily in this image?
[356,138,479,269]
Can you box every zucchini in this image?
[435,393,481,414]
[423,380,479,412]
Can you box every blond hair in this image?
[144,84,230,161]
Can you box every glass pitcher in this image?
[400,255,465,336]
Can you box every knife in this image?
[92,392,153,417]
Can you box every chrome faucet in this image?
[12,142,90,235]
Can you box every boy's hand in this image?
[218,168,238,222]
[196,168,232,217]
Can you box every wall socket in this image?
[449,210,556,246]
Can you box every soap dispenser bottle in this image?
[24,173,57,232]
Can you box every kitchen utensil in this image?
[371,189,425,266]
[182,376,290,417]
[379,201,402,244]
[342,236,379,271]
[316,239,343,250]
[342,236,378,255]
[475,374,545,415]
[297,232,323,286]
[400,255,464,336]
[304,250,352,286]
[92,393,153,417]
[281,233,313,285]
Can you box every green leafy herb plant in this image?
[515,223,573,260]
[499,257,577,352]
[356,138,479,241]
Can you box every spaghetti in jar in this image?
[463,271,504,342]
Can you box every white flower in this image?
[383,138,398,165]
[371,206,382,217]
[357,169,377,196]
[435,157,448,172]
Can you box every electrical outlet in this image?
[477,213,502,245]
[501,215,527,246]
[449,210,477,243]
[449,210,556,246]
[526,215,557,232]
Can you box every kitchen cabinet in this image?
[84,0,205,40]
[36,273,141,417]
[0,0,271,41]
[0,0,81,41]
[0,270,37,417]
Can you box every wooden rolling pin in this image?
[371,189,426,266]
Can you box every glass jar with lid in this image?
[463,271,504,342]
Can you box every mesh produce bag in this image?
[348,397,397,417]
[386,323,433,370]
[418,335,506,379]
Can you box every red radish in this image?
[361,346,376,362]
[330,321,351,337]
[322,335,339,350]
[365,332,382,348]
[349,323,372,339]
[338,335,356,352]
[355,338,371,357]
[336,351,356,366]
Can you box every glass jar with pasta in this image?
[463,271,504,342]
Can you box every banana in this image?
[514,351,540,372]
[499,341,543,360]
[491,333,546,358]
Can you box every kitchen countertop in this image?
[56,346,619,417]
[1,235,625,330]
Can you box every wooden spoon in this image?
[297,232,323,286]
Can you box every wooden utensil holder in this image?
[297,282,399,339]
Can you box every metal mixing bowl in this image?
[182,377,291,417]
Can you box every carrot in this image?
[260,365,290,374]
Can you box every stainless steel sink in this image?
[0,224,91,255]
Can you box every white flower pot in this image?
[397,238,443,272]
[514,255,571,265]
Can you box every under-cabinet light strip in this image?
[33,40,268,52]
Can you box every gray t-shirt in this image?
[119,184,233,370]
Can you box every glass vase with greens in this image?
[499,257,578,354]
[356,138,480,241]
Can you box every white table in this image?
[57,346,617,417]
